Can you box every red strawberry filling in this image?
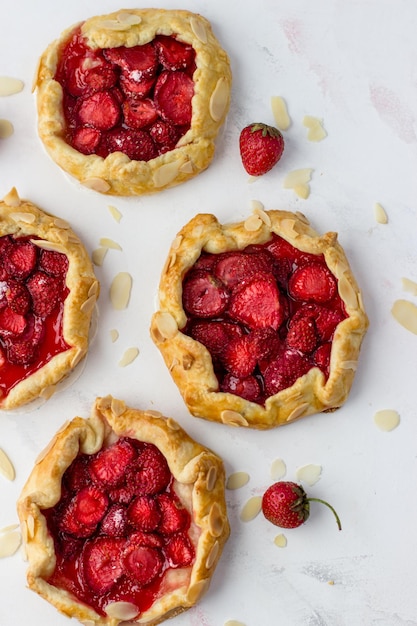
[43,438,196,618]
[0,235,70,400]
[182,234,348,404]
[55,27,196,159]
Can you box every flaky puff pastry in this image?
[17,396,230,625]
[150,210,369,430]
[35,9,231,196]
[0,188,98,410]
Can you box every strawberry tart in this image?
[17,396,229,625]
[151,210,369,429]
[0,188,98,410]
[35,9,231,195]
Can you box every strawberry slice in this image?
[156,494,188,535]
[300,303,345,341]
[0,306,27,336]
[286,316,318,354]
[105,127,158,161]
[164,532,195,568]
[60,486,109,537]
[189,320,243,359]
[82,537,126,593]
[131,444,171,496]
[77,90,121,130]
[213,251,273,290]
[100,504,128,537]
[154,70,194,126]
[123,98,158,130]
[228,274,286,330]
[38,249,69,278]
[263,350,311,396]
[72,126,102,155]
[64,53,118,97]
[128,531,164,549]
[104,43,158,77]
[90,438,137,487]
[122,542,164,586]
[63,454,91,493]
[220,373,261,403]
[182,271,229,318]
[288,264,337,303]
[4,239,37,279]
[149,120,182,153]
[5,315,44,365]
[154,35,195,71]
[252,327,282,364]
[26,271,63,318]
[313,342,332,374]
[128,495,162,532]
[6,276,31,315]
[119,72,156,98]
[222,334,258,378]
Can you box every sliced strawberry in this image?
[122,543,164,586]
[164,532,195,568]
[4,239,37,279]
[154,70,194,126]
[105,127,158,161]
[119,71,156,98]
[131,444,171,496]
[71,486,109,527]
[26,271,62,318]
[72,126,102,155]
[108,483,137,506]
[192,252,217,273]
[65,53,118,97]
[0,236,12,280]
[189,320,243,359]
[128,495,162,532]
[0,346,6,368]
[38,249,69,278]
[82,537,126,593]
[4,315,44,365]
[182,270,229,318]
[100,504,128,537]
[63,454,91,493]
[5,281,30,315]
[228,274,285,330]
[313,342,332,374]
[90,438,137,487]
[291,303,345,342]
[156,494,188,535]
[252,327,282,364]
[286,316,318,354]
[288,264,337,303]
[123,97,158,129]
[263,350,311,396]
[128,531,164,549]
[220,373,261,403]
[222,334,258,378]
[0,306,27,336]
[77,90,121,130]
[154,35,195,71]
[213,251,273,290]
[104,43,158,77]
[149,119,182,153]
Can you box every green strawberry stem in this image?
[307,497,342,531]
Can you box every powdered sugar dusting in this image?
[369,84,416,143]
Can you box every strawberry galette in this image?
[151,210,369,429]
[0,188,98,410]
[18,396,229,625]
[35,9,231,195]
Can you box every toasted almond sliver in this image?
[293,183,310,199]
[26,514,35,539]
[209,77,229,122]
[374,202,388,224]
[206,540,220,569]
[31,239,66,253]
[10,211,35,224]
[0,523,19,534]
[402,277,417,296]
[0,76,24,96]
[154,311,178,340]
[296,463,322,486]
[0,119,14,138]
[99,237,122,251]
[118,347,139,367]
[110,272,132,310]
[338,276,358,309]
[244,214,262,232]
[110,329,119,343]
[240,496,262,522]
[179,160,193,174]
[166,417,180,431]
[253,205,271,228]
[270,458,287,481]
[3,187,21,207]
[105,601,139,620]
[224,621,246,626]
[190,16,208,43]
[153,161,180,188]
[208,502,225,537]
[96,19,131,31]
[206,465,218,491]
[108,205,122,222]
[92,247,108,266]
[226,471,250,490]
[274,533,287,548]
[116,12,142,25]
[82,177,111,193]
[0,448,15,481]
[221,410,248,427]
[0,530,21,558]
[373,409,400,432]
[271,96,291,131]
[283,168,313,189]
[303,115,327,141]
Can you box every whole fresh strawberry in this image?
[261,481,341,530]
[239,122,285,176]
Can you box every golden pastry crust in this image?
[35,9,232,196]
[150,210,369,429]
[17,396,230,625]
[0,188,98,410]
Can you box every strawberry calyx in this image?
[249,122,282,139]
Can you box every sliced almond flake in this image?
[26,514,35,539]
[108,205,122,223]
[401,277,417,296]
[221,410,248,427]
[205,540,220,569]
[226,471,250,490]
[0,76,24,96]
[373,409,400,431]
[154,311,178,340]
[0,448,15,481]
[105,601,139,620]
[340,360,358,370]
[116,12,142,25]
[118,346,139,367]
[99,237,122,251]
[153,161,180,188]
[240,495,262,522]
[3,187,21,207]
[110,272,132,310]
[87,280,99,298]
[391,300,417,335]
[179,160,193,174]
[206,465,218,491]
[296,463,322,486]
[209,77,229,122]
[171,235,183,251]
[53,217,70,229]
[286,403,310,422]
[190,16,208,43]
[224,621,246,626]
[253,206,271,228]
[96,19,132,31]
[0,523,19,534]
[31,239,66,253]
[92,247,108,266]
[0,530,21,558]
[271,96,291,131]
[111,398,126,417]
[270,458,287,481]
[293,183,310,199]
[303,115,327,141]
[295,211,310,225]
[244,214,262,232]
[10,211,35,224]
[70,347,84,369]
[283,168,313,188]
[82,177,111,193]
[0,119,14,138]
[166,417,180,431]
[274,533,287,548]
[186,579,209,604]
[338,276,358,309]
[208,502,225,537]
[280,218,299,239]
[144,410,162,418]
[110,329,119,343]
[80,295,97,316]
[182,353,194,370]
[374,202,388,224]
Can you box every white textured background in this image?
[1,1,417,625]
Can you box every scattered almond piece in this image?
[0,119,14,138]
[110,272,132,310]
[99,237,122,251]
[373,409,400,432]
[92,247,108,266]
[273,533,287,548]
[0,448,15,481]
[296,463,322,486]
[374,202,388,224]
[401,277,417,296]
[270,458,287,481]
[283,168,313,199]
[391,299,417,334]
[118,347,139,367]
[105,601,139,620]
[110,329,119,342]
[303,115,327,141]
[108,205,122,222]
[226,471,250,490]
[271,96,291,131]
[224,621,246,626]
[240,495,262,522]
[0,76,24,96]
[0,529,21,558]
